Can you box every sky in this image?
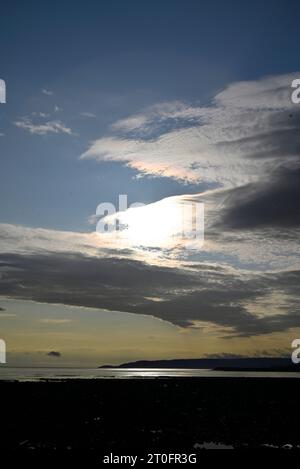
[0,0,300,366]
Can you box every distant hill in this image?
[100,357,299,371]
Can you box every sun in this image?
[98,196,204,250]
[120,199,183,247]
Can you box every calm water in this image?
[1,367,300,381]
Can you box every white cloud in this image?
[81,128,260,185]
[111,101,206,133]
[31,112,50,118]
[81,72,300,188]
[0,223,107,256]
[14,118,74,136]
[214,73,294,109]
[42,88,54,96]
[80,112,97,119]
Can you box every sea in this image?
[1,367,300,381]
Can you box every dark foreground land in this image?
[1,378,300,451]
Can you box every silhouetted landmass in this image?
[100,357,298,371]
[1,378,300,451]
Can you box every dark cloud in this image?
[47,351,61,358]
[0,251,299,337]
[211,106,300,233]
[0,252,195,308]
[219,165,300,230]
[216,109,300,161]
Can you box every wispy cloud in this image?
[41,88,54,96]
[39,318,72,324]
[111,101,204,134]
[80,111,97,119]
[14,117,74,136]
[31,112,50,118]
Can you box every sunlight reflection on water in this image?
[0,367,300,381]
